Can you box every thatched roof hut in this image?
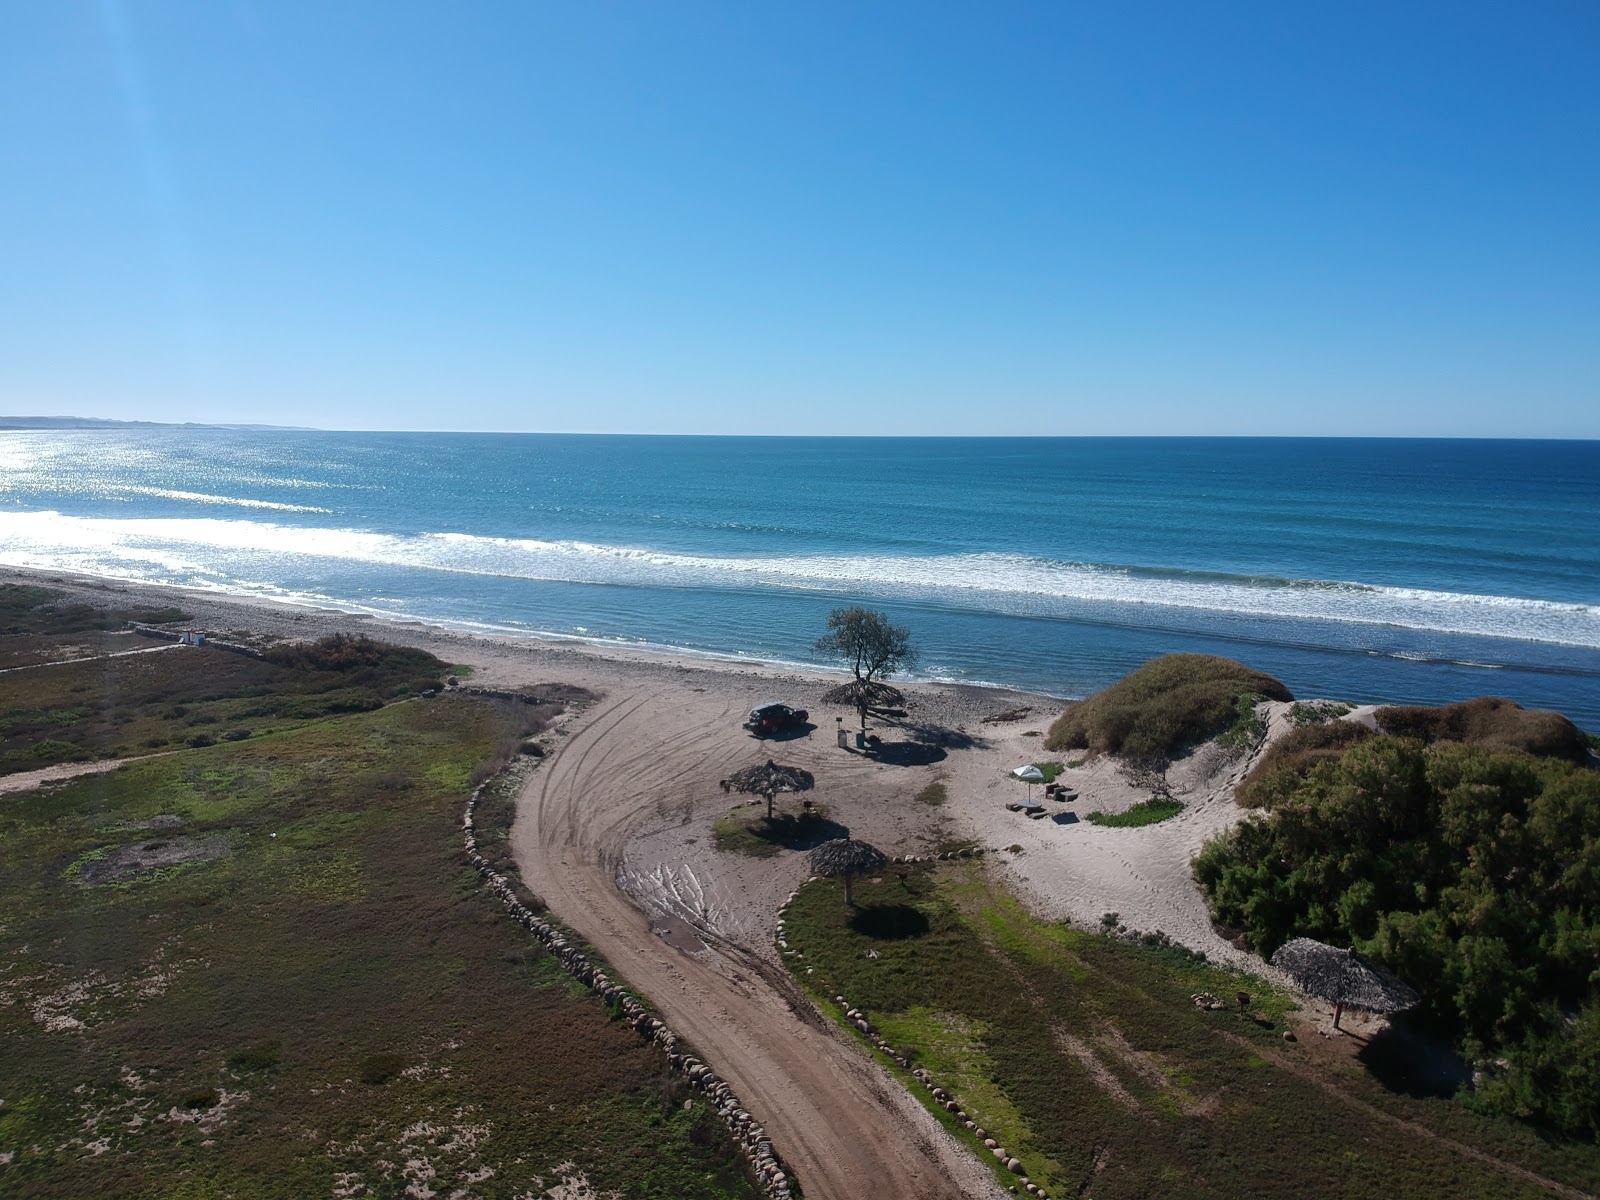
[1271,937,1420,1029]
[724,759,814,819]
[808,838,887,906]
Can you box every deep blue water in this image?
[1,430,1597,729]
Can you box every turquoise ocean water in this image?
[0,430,1596,729]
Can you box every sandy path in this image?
[0,756,139,795]
[511,685,1007,1200]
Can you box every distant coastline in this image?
[0,416,315,432]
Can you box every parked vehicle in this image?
[743,702,809,737]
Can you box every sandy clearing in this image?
[512,684,1010,1200]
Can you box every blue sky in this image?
[2,2,1596,436]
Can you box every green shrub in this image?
[358,1052,406,1086]
[1046,654,1292,762]
[1235,719,1373,808]
[227,1039,282,1071]
[181,1086,219,1109]
[1216,693,1266,749]
[28,738,79,760]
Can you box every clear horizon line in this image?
[3,417,1599,442]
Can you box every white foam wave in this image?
[0,509,1594,648]
[114,486,332,513]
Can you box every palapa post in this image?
[809,838,887,907]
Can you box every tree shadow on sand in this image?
[848,904,930,940]
[868,740,949,767]
[878,717,991,752]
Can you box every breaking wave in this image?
[0,509,1594,648]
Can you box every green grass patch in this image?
[1031,761,1065,783]
[913,780,947,806]
[713,805,841,857]
[777,862,1597,1199]
[1084,797,1184,827]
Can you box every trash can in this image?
[855,732,867,749]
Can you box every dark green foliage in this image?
[227,1040,282,1071]
[358,1052,406,1086]
[181,1087,219,1110]
[1195,735,1600,1135]
[1046,654,1293,762]
[1376,696,1590,764]
[1084,797,1183,827]
[1235,719,1374,807]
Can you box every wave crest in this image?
[0,510,1594,648]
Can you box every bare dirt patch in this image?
[70,833,230,885]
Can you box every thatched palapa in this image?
[725,759,814,820]
[809,838,887,906]
[1271,937,1420,1029]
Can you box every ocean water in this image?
[1,430,1597,729]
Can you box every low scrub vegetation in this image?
[1197,732,1600,1137]
[0,583,188,636]
[0,680,756,1198]
[779,865,1594,1198]
[0,626,451,773]
[1375,696,1590,763]
[1045,654,1292,762]
[1288,699,1352,726]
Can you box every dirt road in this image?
[511,686,1006,1200]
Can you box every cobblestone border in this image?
[776,852,1055,1200]
[462,779,798,1200]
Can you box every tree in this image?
[814,607,915,734]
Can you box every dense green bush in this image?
[1046,654,1292,762]
[1234,719,1374,807]
[1196,734,1600,1135]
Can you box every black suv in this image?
[743,702,809,737]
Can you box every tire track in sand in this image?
[511,687,1006,1200]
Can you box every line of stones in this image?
[775,849,1054,1200]
[462,782,797,1200]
